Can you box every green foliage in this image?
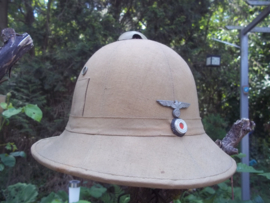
[0,141,26,171]
[80,184,129,203]
[177,183,266,203]
[2,183,38,203]
[231,153,246,159]
[2,107,22,118]
[82,184,107,199]
[40,190,69,203]
[3,180,267,203]
[0,154,16,168]
[236,163,264,173]
[202,114,228,140]
[1,102,42,122]
[4,143,17,151]
[0,182,129,203]
[0,97,41,173]
[9,151,27,158]
[24,104,43,122]
[178,182,241,203]
[174,154,270,203]
[258,173,270,180]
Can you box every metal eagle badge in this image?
[157,100,190,137]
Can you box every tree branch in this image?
[215,118,255,155]
[0,28,34,84]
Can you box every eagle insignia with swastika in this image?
[157,100,190,137]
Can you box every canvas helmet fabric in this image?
[31,31,236,189]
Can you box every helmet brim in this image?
[31,130,236,189]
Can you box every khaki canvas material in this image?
[31,39,236,189]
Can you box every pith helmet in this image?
[31,32,236,189]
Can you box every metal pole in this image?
[226,26,270,33]
[240,5,270,200]
[240,31,250,200]
[227,5,270,200]
[246,1,270,6]
[242,5,270,35]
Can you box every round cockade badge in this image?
[171,118,188,137]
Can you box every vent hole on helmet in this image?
[132,34,142,39]
[118,31,147,40]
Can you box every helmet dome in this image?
[32,38,236,189]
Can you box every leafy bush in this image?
[2,183,38,203]
[202,114,228,140]
[0,182,131,203]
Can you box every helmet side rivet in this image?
[82,66,88,75]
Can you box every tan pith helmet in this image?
[31,31,236,189]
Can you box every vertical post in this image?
[0,0,8,33]
[240,30,250,200]
[227,5,270,201]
